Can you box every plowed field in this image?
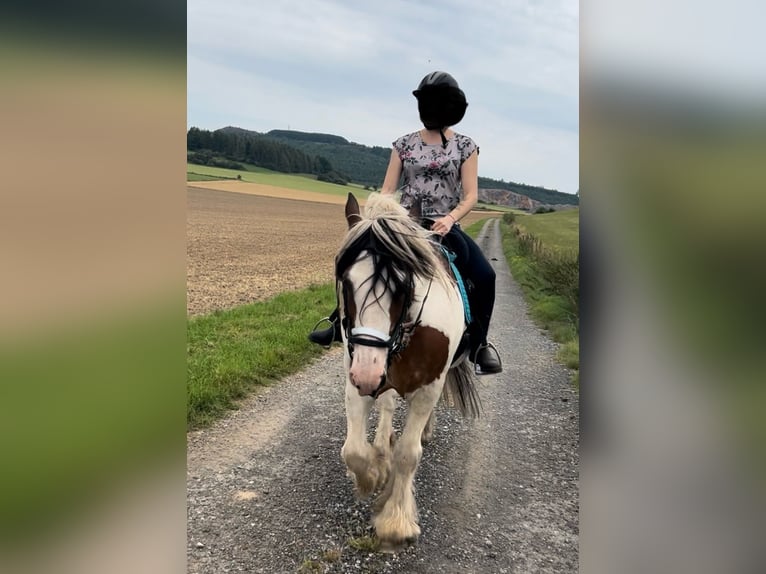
[187,183,501,316]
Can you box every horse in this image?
[336,192,481,551]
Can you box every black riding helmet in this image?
[412,71,468,147]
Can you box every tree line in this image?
[187,127,350,184]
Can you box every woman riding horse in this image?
[310,71,502,374]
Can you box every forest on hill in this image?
[187,127,578,206]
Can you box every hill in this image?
[189,126,578,207]
[264,129,391,188]
[188,127,350,185]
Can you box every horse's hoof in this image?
[377,536,416,553]
[377,540,401,554]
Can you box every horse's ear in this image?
[345,193,362,229]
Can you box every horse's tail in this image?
[443,361,482,418]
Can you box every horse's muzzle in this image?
[351,371,387,397]
[349,350,388,396]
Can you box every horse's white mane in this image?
[338,193,451,287]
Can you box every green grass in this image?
[463,218,489,237]
[347,535,380,552]
[514,209,579,252]
[187,283,337,429]
[501,218,579,385]
[297,558,324,573]
[187,162,370,197]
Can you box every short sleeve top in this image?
[392,131,479,218]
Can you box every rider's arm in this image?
[431,149,478,236]
[381,149,402,195]
[448,149,479,222]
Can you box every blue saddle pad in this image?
[439,245,472,324]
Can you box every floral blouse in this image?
[392,131,479,218]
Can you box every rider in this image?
[309,71,502,374]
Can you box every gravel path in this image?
[187,219,579,573]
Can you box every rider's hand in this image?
[431,215,455,236]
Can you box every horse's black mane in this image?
[335,224,415,314]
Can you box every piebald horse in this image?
[337,192,481,550]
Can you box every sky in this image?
[187,0,579,194]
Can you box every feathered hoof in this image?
[373,513,420,551]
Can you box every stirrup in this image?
[473,341,501,375]
[310,316,336,348]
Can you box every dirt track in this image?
[187,219,579,573]
[187,184,505,316]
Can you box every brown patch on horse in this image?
[384,326,449,396]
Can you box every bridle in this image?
[342,275,432,370]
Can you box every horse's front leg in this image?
[370,388,396,490]
[373,379,445,549]
[341,375,381,499]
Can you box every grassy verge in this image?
[501,211,579,385]
[187,283,336,429]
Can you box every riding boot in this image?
[475,344,502,374]
[308,308,343,346]
[471,341,503,374]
